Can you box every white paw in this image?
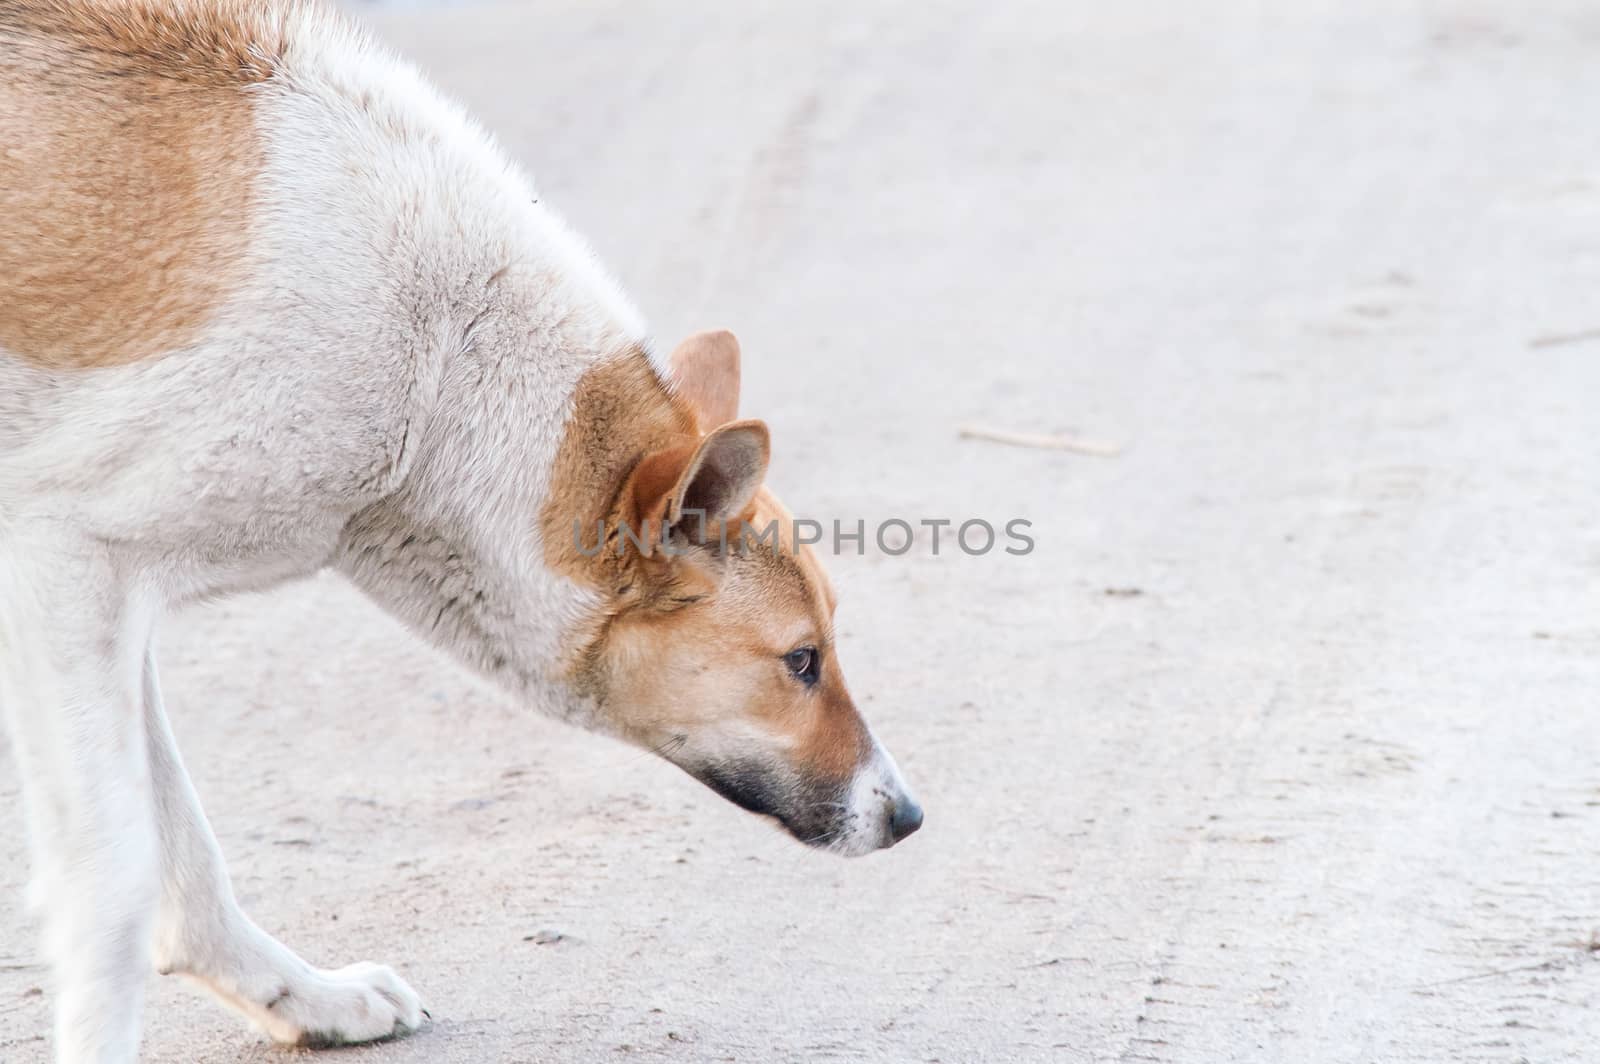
[256,961,426,1047]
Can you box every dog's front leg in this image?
[0,553,160,1063]
[142,649,424,1047]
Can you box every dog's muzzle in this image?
[692,744,923,856]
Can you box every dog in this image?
[0,1,923,1059]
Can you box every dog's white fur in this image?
[0,4,920,1061]
[0,9,599,1054]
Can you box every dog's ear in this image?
[667,330,741,429]
[627,420,770,553]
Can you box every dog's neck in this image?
[334,258,671,730]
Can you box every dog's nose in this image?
[889,793,924,843]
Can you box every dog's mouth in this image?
[692,761,852,850]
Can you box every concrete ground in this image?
[5,1,1600,1061]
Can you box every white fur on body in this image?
[0,11,646,1061]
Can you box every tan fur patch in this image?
[540,346,699,583]
[0,0,288,368]
[737,489,866,780]
[665,329,740,430]
[799,685,872,781]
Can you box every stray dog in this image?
[0,1,923,1059]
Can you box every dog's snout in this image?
[888,792,923,843]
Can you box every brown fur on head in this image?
[542,331,920,854]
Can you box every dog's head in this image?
[547,331,921,856]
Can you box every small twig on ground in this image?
[959,424,1122,457]
[1529,327,1600,349]
[1020,956,1091,969]
[1408,957,1564,990]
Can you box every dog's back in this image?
[0,0,281,372]
[0,0,643,593]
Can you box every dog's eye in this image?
[784,646,819,686]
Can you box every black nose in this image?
[889,794,924,843]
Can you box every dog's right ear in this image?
[667,330,741,430]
